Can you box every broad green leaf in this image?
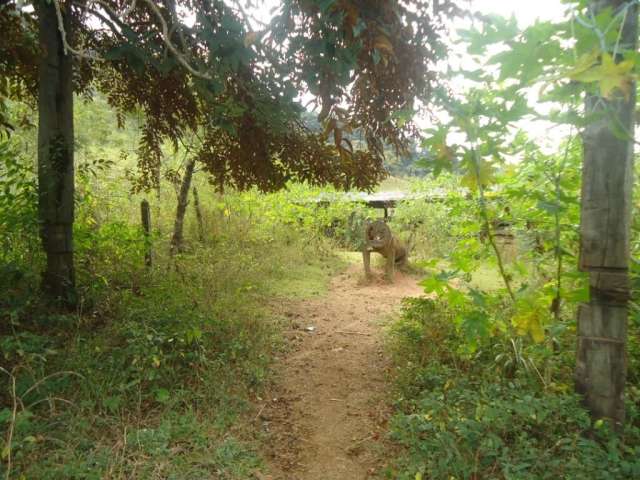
[569,53,636,99]
[562,50,599,79]
[512,294,551,343]
[457,14,518,54]
[459,309,492,342]
[461,157,495,191]
[512,309,545,343]
[420,275,447,294]
[0,408,11,424]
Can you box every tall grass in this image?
[1,149,351,478]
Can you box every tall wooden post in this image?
[141,199,152,267]
[575,0,637,425]
[192,186,205,242]
[170,157,196,255]
[36,0,76,304]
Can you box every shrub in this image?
[385,298,640,480]
[0,139,39,267]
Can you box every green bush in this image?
[1,233,288,476]
[385,298,640,480]
[0,139,39,266]
[1,175,351,477]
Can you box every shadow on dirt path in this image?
[258,261,424,480]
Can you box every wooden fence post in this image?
[193,186,205,242]
[575,0,637,426]
[141,199,152,267]
[170,157,196,255]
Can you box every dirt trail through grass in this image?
[260,261,424,479]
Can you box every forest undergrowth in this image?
[4,132,640,478]
[0,133,354,478]
[4,82,640,479]
[380,167,640,479]
[384,296,640,479]
[6,0,640,478]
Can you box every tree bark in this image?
[170,157,196,254]
[141,199,152,267]
[192,186,205,242]
[36,0,76,304]
[575,0,637,426]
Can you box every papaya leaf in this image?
[569,52,636,99]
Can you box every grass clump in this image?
[2,256,272,479]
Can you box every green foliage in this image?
[1,249,276,477]
[4,2,640,477]
[385,298,640,480]
[213,183,385,254]
[0,139,350,476]
[417,12,591,348]
[381,4,640,474]
[391,378,640,480]
[389,176,461,260]
[0,138,41,335]
[0,139,39,266]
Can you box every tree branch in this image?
[51,0,216,81]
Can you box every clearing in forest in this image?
[260,260,424,480]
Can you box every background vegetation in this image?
[4,91,640,478]
[3,0,640,478]
[0,97,357,478]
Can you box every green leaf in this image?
[569,53,636,99]
[0,408,11,424]
[154,388,170,403]
[537,200,561,214]
[461,156,495,191]
[459,309,492,343]
[420,275,446,294]
[457,14,519,55]
[468,287,487,307]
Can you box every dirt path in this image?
[259,262,424,480]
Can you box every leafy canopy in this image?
[1,0,459,191]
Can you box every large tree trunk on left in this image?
[170,158,196,255]
[37,0,76,304]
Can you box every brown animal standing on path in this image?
[362,220,407,282]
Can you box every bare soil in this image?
[257,261,424,480]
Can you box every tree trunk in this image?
[154,162,162,234]
[192,186,205,242]
[141,199,152,267]
[575,0,637,426]
[36,0,76,304]
[170,157,196,254]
